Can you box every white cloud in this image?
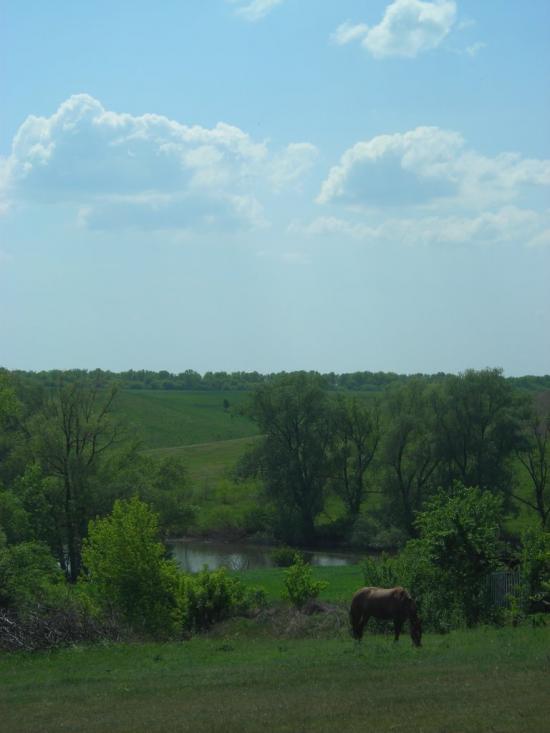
[269,143,318,191]
[292,207,550,248]
[317,126,550,210]
[465,41,486,57]
[333,0,457,59]
[331,22,370,46]
[231,0,285,22]
[1,94,315,232]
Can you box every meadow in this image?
[2,624,548,732]
[114,390,257,449]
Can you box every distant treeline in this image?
[2,367,550,393]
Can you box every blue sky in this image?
[1,0,549,375]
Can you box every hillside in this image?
[114,390,257,449]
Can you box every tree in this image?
[0,371,32,490]
[81,496,178,635]
[513,392,550,528]
[415,483,503,625]
[30,382,126,581]
[432,369,521,497]
[245,372,332,544]
[381,380,440,535]
[330,396,380,521]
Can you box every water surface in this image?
[167,539,358,573]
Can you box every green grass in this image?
[237,564,364,603]
[1,626,549,732]
[147,435,260,487]
[115,390,257,449]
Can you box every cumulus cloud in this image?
[231,0,285,22]
[0,94,315,232]
[317,126,550,210]
[331,22,370,46]
[291,207,550,248]
[332,0,457,59]
[269,143,318,191]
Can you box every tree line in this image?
[239,369,550,545]
[4,366,550,394]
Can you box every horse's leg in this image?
[350,606,362,640]
[393,618,403,642]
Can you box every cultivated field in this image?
[114,389,257,449]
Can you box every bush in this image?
[0,539,64,610]
[361,545,465,633]
[177,566,265,632]
[270,546,303,567]
[351,514,407,551]
[414,484,502,626]
[519,527,550,612]
[81,497,180,636]
[283,555,328,609]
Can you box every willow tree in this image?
[245,372,332,544]
[31,381,125,581]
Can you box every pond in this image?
[167,539,359,573]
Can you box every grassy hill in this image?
[146,436,260,486]
[114,390,257,449]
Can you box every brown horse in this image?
[350,586,422,646]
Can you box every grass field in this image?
[147,435,260,487]
[115,390,257,449]
[238,564,365,603]
[1,625,548,733]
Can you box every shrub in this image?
[177,566,265,632]
[361,545,465,633]
[414,484,502,626]
[81,497,180,636]
[0,539,64,610]
[270,546,303,567]
[519,527,550,612]
[283,555,328,609]
[351,514,407,551]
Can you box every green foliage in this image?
[414,484,503,626]
[380,379,441,534]
[245,373,333,544]
[270,545,303,567]
[0,490,31,544]
[350,513,407,551]
[0,539,64,610]
[433,369,521,498]
[138,455,197,537]
[177,566,265,632]
[519,526,550,608]
[361,545,465,633]
[330,395,380,520]
[360,485,504,630]
[81,497,180,635]
[283,555,328,608]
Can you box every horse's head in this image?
[410,615,422,647]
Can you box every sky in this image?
[1,0,549,376]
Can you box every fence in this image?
[487,570,522,607]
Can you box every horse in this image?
[350,586,422,647]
